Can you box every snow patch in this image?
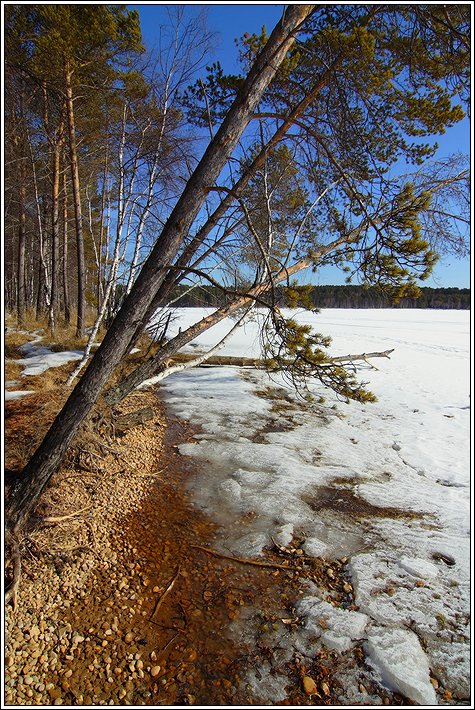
[16,349,84,376]
[5,390,36,401]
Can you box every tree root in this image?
[5,533,22,613]
[39,504,92,524]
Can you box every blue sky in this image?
[131,3,471,289]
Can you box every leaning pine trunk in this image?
[5,5,314,536]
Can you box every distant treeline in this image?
[170,285,470,309]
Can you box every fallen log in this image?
[168,349,395,370]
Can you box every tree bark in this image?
[64,61,86,338]
[6,5,314,535]
[114,406,154,434]
[17,155,26,326]
[35,198,50,320]
[49,123,64,333]
[62,167,71,324]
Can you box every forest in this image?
[4,5,470,534]
[168,284,470,309]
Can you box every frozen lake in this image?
[161,308,471,705]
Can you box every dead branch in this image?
[78,447,106,462]
[168,348,395,371]
[191,544,299,571]
[148,620,187,634]
[324,349,395,366]
[150,565,181,620]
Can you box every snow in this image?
[5,389,36,401]
[4,331,84,399]
[296,595,369,652]
[16,341,84,377]
[160,307,471,705]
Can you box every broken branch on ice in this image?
[156,348,395,372]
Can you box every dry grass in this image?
[4,320,160,477]
[5,391,68,471]
[20,360,79,392]
[4,361,24,382]
[5,308,109,351]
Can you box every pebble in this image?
[124,632,134,643]
[150,665,161,677]
[303,675,318,695]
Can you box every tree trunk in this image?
[64,61,86,338]
[96,142,109,314]
[114,406,154,434]
[17,155,26,326]
[49,125,64,333]
[62,168,71,325]
[105,258,312,405]
[6,5,314,535]
[36,198,50,320]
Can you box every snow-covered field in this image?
[160,308,471,705]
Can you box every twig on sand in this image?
[191,544,298,571]
[158,631,181,657]
[150,565,182,620]
[148,619,186,634]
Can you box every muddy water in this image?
[120,412,298,706]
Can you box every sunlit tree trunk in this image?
[17,154,26,326]
[62,168,71,325]
[64,60,86,338]
[48,121,64,333]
